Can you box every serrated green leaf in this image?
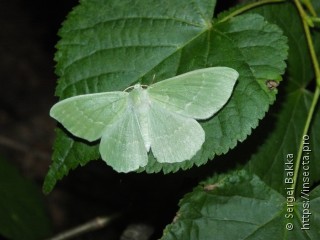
[161,170,320,240]
[45,0,288,192]
[0,158,51,239]
[43,128,99,193]
[244,2,320,195]
[248,2,313,88]
[143,12,288,173]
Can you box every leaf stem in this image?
[220,0,285,22]
[292,87,320,192]
[301,0,317,16]
[291,0,320,192]
[294,0,320,84]
[310,17,320,23]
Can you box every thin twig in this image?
[47,215,116,240]
[0,135,50,159]
[0,135,29,152]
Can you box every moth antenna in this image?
[123,85,135,92]
[151,74,156,84]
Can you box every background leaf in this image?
[44,0,288,192]
[311,0,320,14]
[0,157,51,240]
[161,170,320,240]
[245,1,320,195]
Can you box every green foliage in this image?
[45,0,320,239]
[44,0,287,193]
[0,157,51,240]
[161,170,320,240]
[245,1,320,195]
[161,1,320,239]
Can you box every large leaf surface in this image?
[44,0,288,192]
[161,170,320,240]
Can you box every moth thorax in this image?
[130,86,149,107]
[129,85,151,151]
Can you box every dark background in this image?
[0,1,238,239]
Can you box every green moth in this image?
[50,67,238,172]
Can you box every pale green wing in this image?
[99,106,148,172]
[50,92,128,142]
[148,101,205,163]
[147,67,238,120]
